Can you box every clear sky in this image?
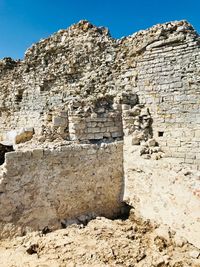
[0,0,199,59]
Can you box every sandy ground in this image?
[0,213,200,267]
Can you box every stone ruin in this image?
[0,20,199,249]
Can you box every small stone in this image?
[173,234,187,247]
[147,138,157,147]
[132,136,140,145]
[189,250,200,259]
[154,225,170,242]
[91,113,97,119]
[122,104,131,110]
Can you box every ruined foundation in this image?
[0,20,199,250]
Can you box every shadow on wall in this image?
[0,142,14,165]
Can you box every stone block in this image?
[111,132,122,138]
[104,122,114,127]
[195,130,200,138]
[52,116,67,127]
[184,158,194,164]
[97,122,104,127]
[74,123,86,130]
[103,132,111,138]
[94,133,103,139]
[90,127,101,133]
[109,126,120,133]
[87,122,97,128]
[5,151,22,161]
[185,153,196,159]
[122,104,131,110]
[60,111,68,118]
[168,140,181,147]
[87,148,97,155]
[147,138,157,147]
[100,127,107,133]
[172,152,186,159]
[112,103,121,110]
[69,133,77,141]
[86,133,95,140]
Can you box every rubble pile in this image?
[0,213,200,267]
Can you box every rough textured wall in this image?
[0,19,200,248]
[121,86,200,249]
[0,21,118,137]
[123,135,200,249]
[0,20,199,167]
[0,142,123,238]
[68,98,123,141]
[119,21,200,167]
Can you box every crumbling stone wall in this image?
[118,21,200,168]
[68,97,123,141]
[0,20,199,167]
[0,20,200,248]
[43,96,124,142]
[123,133,200,249]
[0,142,123,238]
[0,21,118,139]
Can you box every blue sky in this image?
[0,0,199,59]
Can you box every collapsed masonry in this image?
[0,20,199,248]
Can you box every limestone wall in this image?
[0,142,123,237]
[136,37,200,167]
[119,21,200,168]
[123,135,200,249]
[0,20,200,248]
[0,20,199,167]
[121,95,200,249]
[68,111,122,141]
[0,21,118,139]
[0,21,199,169]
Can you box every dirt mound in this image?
[0,213,199,267]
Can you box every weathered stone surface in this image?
[0,19,199,253]
[123,135,200,249]
[0,20,199,167]
[0,142,123,238]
